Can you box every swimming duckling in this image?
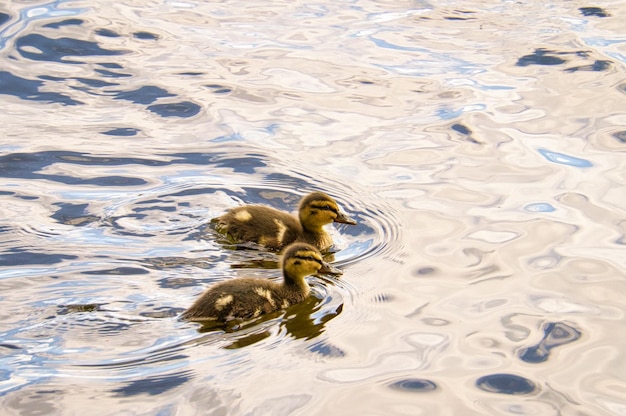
[181,242,340,322]
[212,191,356,251]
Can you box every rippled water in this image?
[1,0,625,414]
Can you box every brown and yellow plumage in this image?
[212,192,356,251]
[181,242,341,322]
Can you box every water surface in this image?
[1,1,625,415]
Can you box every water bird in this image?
[212,191,356,251]
[181,242,340,322]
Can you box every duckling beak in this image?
[319,261,342,275]
[335,212,357,225]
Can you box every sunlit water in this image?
[1,0,625,414]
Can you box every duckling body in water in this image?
[213,192,356,251]
[181,242,340,322]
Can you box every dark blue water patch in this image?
[451,123,471,135]
[613,131,626,143]
[0,12,10,27]
[113,86,175,104]
[99,62,124,69]
[135,205,177,213]
[179,72,204,76]
[215,155,267,173]
[0,151,167,176]
[51,202,100,226]
[95,28,121,37]
[476,373,536,395]
[451,123,480,144]
[19,195,38,200]
[101,127,140,136]
[38,74,119,88]
[537,148,592,168]
[0,151,149,185]
[265,172,313,189]
[112,371,192,396]
[0,150,271,184]
[0,248,77,266]
[42,18,84,29]
[309,341,345,357]
[565,60,612,72]
[82,267,150,275]
[94,68,132,78]
[205,84,232,94]
[16,34,126,64]
[516,49,567,66]
[388,378,437,392]
[133,31,159,40]
[518,322,581,363]
[45,173,142,186]
[75,77,119,88]
[0,343,22,351]
[147,101,201,118]
[0,70,83,105]
[579,7,610,17]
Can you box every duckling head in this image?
[282,242,342,280]
[298,192,357,231]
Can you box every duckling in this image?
[212,191,356,251]
[181,242,340,322]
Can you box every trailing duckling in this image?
[212,191,356,251]
[181,242,340,322]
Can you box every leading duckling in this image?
[212,191,356,252]
[181,242,340,322]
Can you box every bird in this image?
[181,242,340,323]
[212,191,356,252]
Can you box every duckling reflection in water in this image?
[212,191,356,252]
[181,243,341,323]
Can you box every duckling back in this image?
[180,278,306,322]
[213,205,303,250]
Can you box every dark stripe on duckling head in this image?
[309,202,339,214]
[299,192,334,208]
[282,242,323,266]
[283,243,342,275]
[293,254,324,267]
